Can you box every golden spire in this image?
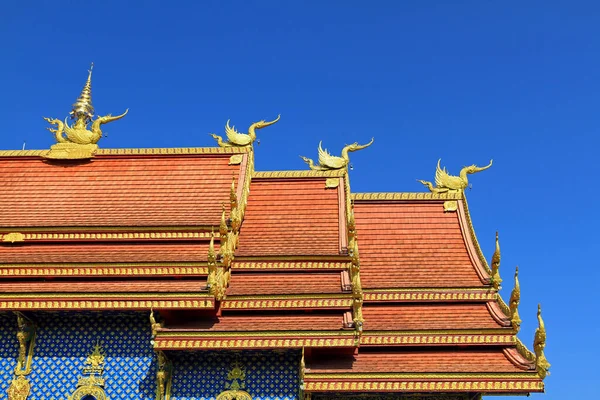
[70,63,95,122]
[534,304,550,379]
[509,266,522,333]
[490,231,502,290]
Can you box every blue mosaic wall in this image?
[171,350,300,400]
[0,312,19,395]
[1,312,300,400]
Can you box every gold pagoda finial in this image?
[490,231,502,290]
[43,64,128,159]
[419,159,493,193]
[509,266,522,333]
[70,63,95,122]
[534,304,550,379]
[301,138,374,171]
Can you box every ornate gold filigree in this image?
[325,178,340,188]
[229,154,244,165]
[490,232,502,290]
[301,138,374,171]
[509,266,522,333]
[155,351,172,400]
[2,233,25,243]
[44,64,127,159]
[216,357,252,400]
[534,304,550,379]
[7,376,30,400]
[68,343,108,400]
[211,115,280,148]
[419,159,492,193]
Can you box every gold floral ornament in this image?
[301,138,374,171]
[211,115,280,148]
[419,158,493,193]
[67,342,108,400]
[216,357,252,400]
[44,63,128,159]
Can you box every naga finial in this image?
[43,64,127,159]
[490,231,502,290]
[509,266,521,333]
[419,158,492,193]
[534,304,550,379]
[301,138,374,171]
[211,115,280,148]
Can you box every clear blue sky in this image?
[1,1,597,398]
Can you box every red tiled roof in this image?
[353,201,484,289]
[236,178,341,256]
[0,155,243,227]
[362,304,505,331]
[306,349,527,373]
[0,242,214,264]
[0,280,206,293]
[227,272,344,296]
[164,313,345,331]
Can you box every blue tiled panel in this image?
[0,312,19,394]
[27,311,155,400]
[171,350,300,400]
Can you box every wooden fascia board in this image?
[222,294,354,310]
[361,331,516,347]
[0,263,208,278]
[363,288,497,302]
[0,295,214,310]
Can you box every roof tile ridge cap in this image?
[457,195,493,284]
[252,169,345,178]
[0,149,50,157]
[503,347,537,371]
[486,301,512,327]
[351,192,463,201]
[95,146,250,155]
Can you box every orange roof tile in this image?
[227,272,345,296]
[362,304,505,331]
[164,313,345,331]
[236,178,342,256]
[306,349,529,373]
[0,242,213,264]
[353,201,485,288]
[0,154,244,227]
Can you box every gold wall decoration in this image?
[216,357,252,400]
[211,115,280,148]
[67,343,108,400]
[509,266,522,333]
[155,351,173,400]
[8,312,36,400]
[490,232,502,290]
[2,232,25,243]
[301,138,374,171]
[419,159,492,193]
[44,64,127,159]
[534,304,550,379]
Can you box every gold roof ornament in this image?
[211,115,280,148]
[419,159,493,193]
[301,138,374,171]
[490,232,502,290]
[43,64,128,159]
[534,304,550,379]
[509,266,522,333]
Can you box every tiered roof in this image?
[0,69,549,398]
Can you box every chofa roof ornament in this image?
[43,64,128,159]
[211,115,280,148]
[301,138,374,171]
[419,158,493,193]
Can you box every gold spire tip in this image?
[70,64,95,121]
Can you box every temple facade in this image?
[0,68,549,400]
